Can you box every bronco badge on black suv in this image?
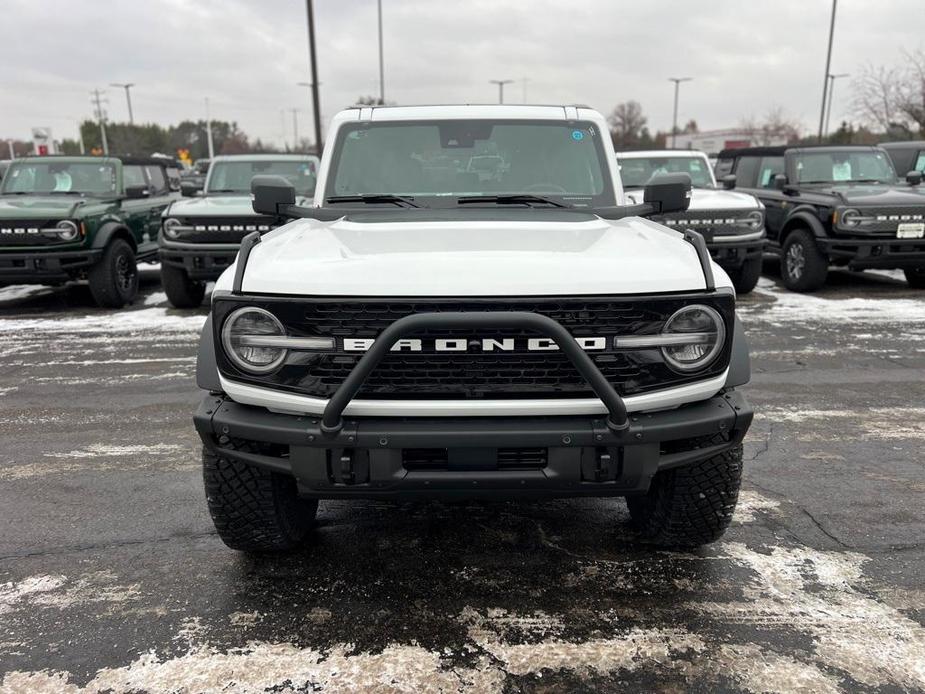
[158,154,318,307]
[716,145,925,291]
[0,155,174,307]
[194,105,754,553]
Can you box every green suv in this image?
[0,156,175,307]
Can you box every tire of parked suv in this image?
[202,445,318,553]
[780,229,828,292]
[88,238,139,308]
[626,440,743,548]
[161,263,206,308]
[904,268,925,289]
[729,255,762,294]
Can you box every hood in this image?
[215,213,728,297]
[167,194,311,218]
[806,183,925,206]
[624,187,761,211]
[0,195,102,219]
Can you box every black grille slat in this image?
[0,220,69,247]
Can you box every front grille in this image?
[848,206,925,234]
[214,295,735,401]
[172,216,280,244]
[655,210,755,237]
[0,220,69,247]
[402,447,548,471]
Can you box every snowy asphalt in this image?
[0,265,923,692]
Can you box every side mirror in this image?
[125,185,150,199]
[773,173,788,191]
[180,181,202,197]
[643,172,691,214]
[906,170,923,186]
[721,174,737,190]
[252,175,295,216]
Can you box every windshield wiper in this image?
[208,189,244,194]
[326,194,421,208]
[456,194,568,208]
[845,179,885,184]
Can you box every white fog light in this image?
[660,305,725,372]
[221,307,287,373]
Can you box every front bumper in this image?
[158,239,239,281]
[707,231,765,270]
[817,236,925,270]
[0,248,102,284]
[194,390,753,500]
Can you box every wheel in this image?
[626,442,743,548]
[161,263,206,308]
[780,229,828,292]
[904,268,925,288]
[88,238,138,308]
[202,445,318,553]
[729,255,762,294]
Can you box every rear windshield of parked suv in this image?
[793,150,896,184]
[1,161,118,195]
[620,156,714,189]
[208,160,317,196]
[326,120,616,207]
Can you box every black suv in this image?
[715,145,925,291]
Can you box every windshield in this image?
[326,120,615,207]
[794,150,896,184]
[0,161,118,195]
[620,156,715,189]
[207,159,317,195]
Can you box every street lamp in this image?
[377,0,385,104]
[817,0,838,141]
[110,83,135,124]
[668,77,693,148]
[824,73,849,137]
[490,79,514,104]
[303,0,323,153]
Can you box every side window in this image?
[165,167,181,191]
[145,165,168,194]
[123,165,146,189]
[915,151,925,173]
[733,156,760,188]
[714,158,734,179]
[757,156,785,188]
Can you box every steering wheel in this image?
[523,182,568,194]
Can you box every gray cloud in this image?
[1,0,922,147]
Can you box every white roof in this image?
[330,104,604,125]
[617,150,708,160]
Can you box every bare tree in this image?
[852,49,925,136]
[897,49,925,133]
[608,101,648,149]
[738,107,801,145]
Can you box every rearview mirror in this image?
[643,172,691,214]
[125,185,150,199]
[252,175,295,216]
[722,174,737,190]
[180,180,202,197]
[773,173,788,190]
[906,170,923,186]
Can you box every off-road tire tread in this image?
[780,229,828,292]
[627,438,743,548]
[88,239,138,308]
[730,255,762,294]
[161,263,206,308]
[203,443,317,553]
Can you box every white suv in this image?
[193,105,754,552]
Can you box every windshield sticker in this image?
[832,161,851,181]
[571,130,585,142]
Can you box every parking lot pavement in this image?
[0,265,923,693]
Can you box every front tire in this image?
[904,267,925,289]
[780,229,828,292]
[161,263,206,308]
[729,255,762,294]
[203,445,318,553]
[88,239,138,308]
[626,443,743,548]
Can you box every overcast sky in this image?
[1,0,922,147]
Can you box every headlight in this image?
[54,220,80,242]
[660,305,726,372]
[839,208,861,228]
[221,307,288,374]
[743,210,764,229]
[162,217,183,240]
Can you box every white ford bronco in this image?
[194,105,753,553]
[617,150,766,293]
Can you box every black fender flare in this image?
[92,222,137,252]
[782,209,827,241]
[196,315,222,392]
[724,315,751,388]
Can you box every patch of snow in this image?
[143,292,168,306]
[0,285,56,303]
[0,307,205,335]
[733,490,781,524]
[742,283,925,324]
[44,443,185,459]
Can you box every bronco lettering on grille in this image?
[342,337,608,352]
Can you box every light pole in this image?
[668,77,693,148]
[490,79,514,104]
[377,0,385,104]
[817,0,838,142]
[7,140,14,160]
[824,73,849,138]
[110,83,135,124]
[90,89,109,155]
[291,108,301,150]
[304,0,323,153]
[204,97,215,159]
